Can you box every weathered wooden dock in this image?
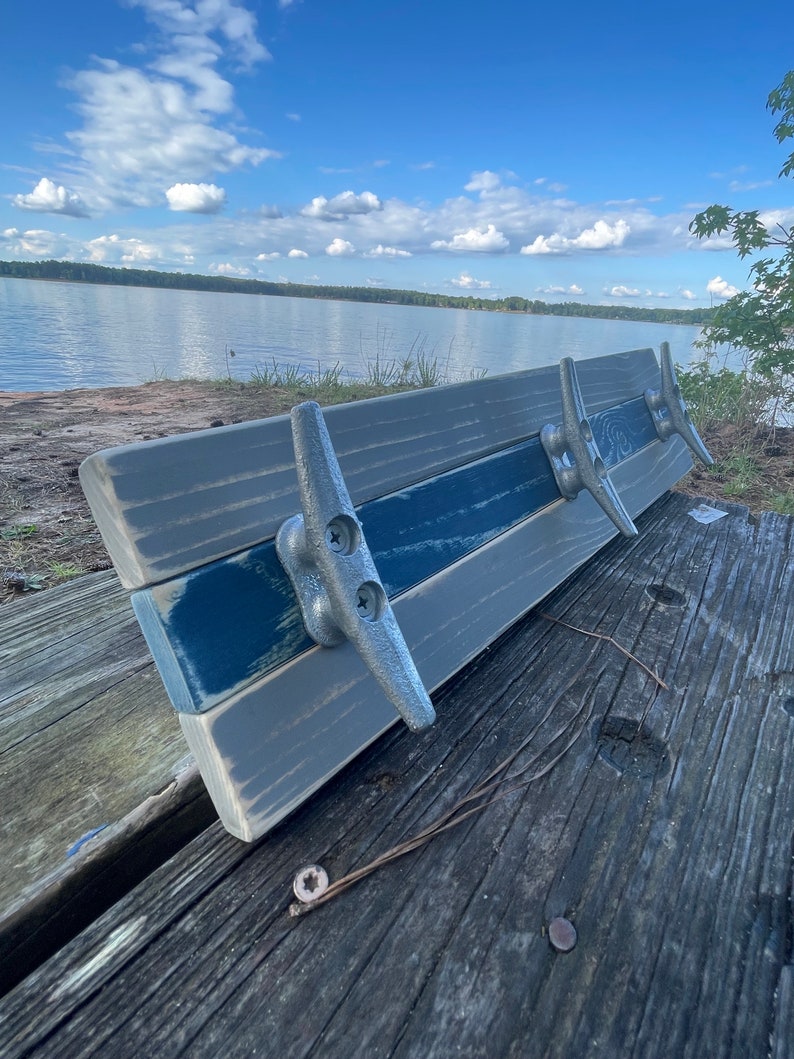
[1,490,793,1057]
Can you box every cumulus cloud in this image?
[431,224,509,252]
[465,171,501,194]
[363,244,412,258]
[0,227,66,257]
[28,0,278,214]
[536,284,585,296]
[325,238,356,256]
[707,275,740,300]
[256,251,281,260]
[680,289,697,300]
[450,272,492,289]
[166,182,227,213]
[12,178,89,218]
[301,191,382,220]
[209,262,251,276]
[608,285,641,298]
[521,219,630,255]
[287,248,308,258]
[86,233,161,263]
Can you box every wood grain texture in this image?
[79,349,661,589]
[0,572,187,912]
[181,437,692,841]
[133,397,658,714]
[3,493,791,1058]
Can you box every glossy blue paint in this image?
[132,396,657,714]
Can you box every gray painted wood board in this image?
[182,437,692,840]
[79,349,661,588]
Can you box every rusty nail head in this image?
[548,916,577,953]
[293,864,329,903]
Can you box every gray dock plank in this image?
[2,492,792,1058]
[0,572,215,989]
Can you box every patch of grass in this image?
[246,333,470,404]
[45,560,85,581]
[1,523,38,540]
[676,360,779,431]
[770,491,794,515]
[143,361,172,383]
[675,356,794,512]
[711,451,762,498]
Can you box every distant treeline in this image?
[0,258,717,326]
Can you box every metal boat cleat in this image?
[540,357,638,538]
[276,401,436,733]
[644,342,714,467]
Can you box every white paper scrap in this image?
[688,504,728,524]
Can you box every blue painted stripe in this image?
[132,396,658,714]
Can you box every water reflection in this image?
[1,276,707,392]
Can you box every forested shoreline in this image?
[0,258,715,326]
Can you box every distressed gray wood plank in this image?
[130,398,656,715]
[2,494,792,1059]
[0,572,193,913]
[79,349,661,588]
[181,437,691,840]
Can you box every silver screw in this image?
[293,864,329,903]
[355,580,385,622]
[325,515,359,556]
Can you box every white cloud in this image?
[66,59,276,210]
[450,272,492,290]
[87,233,161,263]
[166,182,227,213]
[301,191,382,219]
[536,284,585,296]
[522,219,630,255]
[608,285,641,298]
[287,248,308,258]
[534,177,568,193]
[465,171,501,194]
[363,244,412,258]
[24,1,277,214]
[576,219,630,249]
[0,227,66,257]
[431,224,509,252]
[680,289,697,300]
[12,178,89,218]
[256,251,281,260]
[707,275,740,300]
[286,112,301,122]
[209,262,251,276]
[128,0,271,67]
[325,238,356,256]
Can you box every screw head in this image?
[293,864,329,903]
[325,515,359,555]
[548,916,577,953]
[355,580,386,622]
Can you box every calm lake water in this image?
[0,276,707,392]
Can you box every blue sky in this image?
[2,0,794,309]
